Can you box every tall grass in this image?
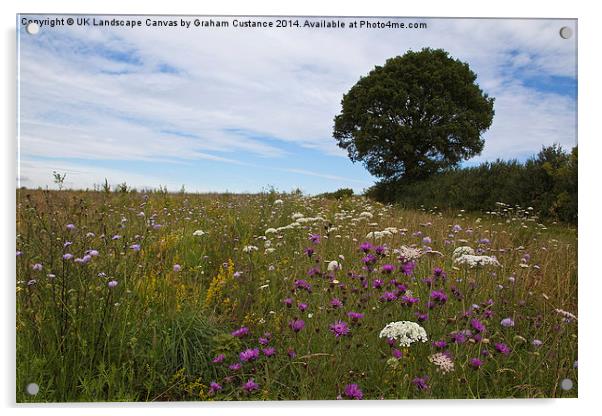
[16,188,577,401]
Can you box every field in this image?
[16,189,578,401]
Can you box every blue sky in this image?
[17,17,577,194]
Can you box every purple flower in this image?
[494,342,511,355]
[381,264,395,274]
[392,349,403,359]
[347,311,364,321]
[329,320,350,338]
[412,376,429,391]
[231,326,250,338]
[433,267,446,279]
[469,358,483,369]
[32,263,43,271]
[372,279,383,289]
[500,318,515,328]
[112,235,121,240]
[16,250,22,257]
[209,382,222,394]
[242,379,259,393]
[297,302,308,312]
[309,234,321,244]
[262,347,276,357]
[259,333,271,345]
[471,319,486,333]
[401,295,420,306]
[380,291,398,302]
[289,319,305,333]
[294,279,312,292]
[63,253,74,260]
[66,223,76,231]
[239,348,260,362]
[375,245,386,256]
[212,354,225,364]
[304,247,315,257]
[415,312,428,322]
[343,384,363,400]
[287,348,297,359]
[173,264,181,272]
[422,236,432,244]
[87,249,99,257]
[359,242,373,253]
[283,298,293,308]
[108,280,118,288]
[330,298,343,309]
[229,362,241,371]
[401,261,416,276]
[433,340,447,349]
[450,332,467,344]
[430,290,448,305]
[532,339,543,347]
[362,253,377,265]
[130,244,141,251]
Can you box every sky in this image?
[17,16,577,194]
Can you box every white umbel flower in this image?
[394,246,423,263]
[429,352,455,373]
[454,254,501,267]
[265,228,278,234]
[379,321,428,347]
[192,229,206,236]
[452,246,475,260]
[327,260,342,272]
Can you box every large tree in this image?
[333,48,495,180]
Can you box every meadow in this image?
[16,188,578,401]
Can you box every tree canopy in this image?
[333,48,495,180]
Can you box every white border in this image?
[2,1,600,415]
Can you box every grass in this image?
[16,189,577,401]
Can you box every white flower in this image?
[274,199,284,205]
[452,246,475,260]
[394,246,423,263]
[242,245,258,253]
[379,321,428,347]
[429,352,455,373]
[192,229,206,236]
[327,260,342,271]
[291,212,304,220]
[265,228,277,234]
[454,254,501,268]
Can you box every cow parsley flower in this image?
[454,254,501,268]
[395,246,423,263]
[429,352,455,373]
[327,260,342,272]
[192,229,206,236]
[452,246,475,260]
[379,321,428,347]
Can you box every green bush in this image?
[365,145,577,224]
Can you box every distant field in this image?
[16,189,577,401]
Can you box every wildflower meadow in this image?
[16,188,578,401]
